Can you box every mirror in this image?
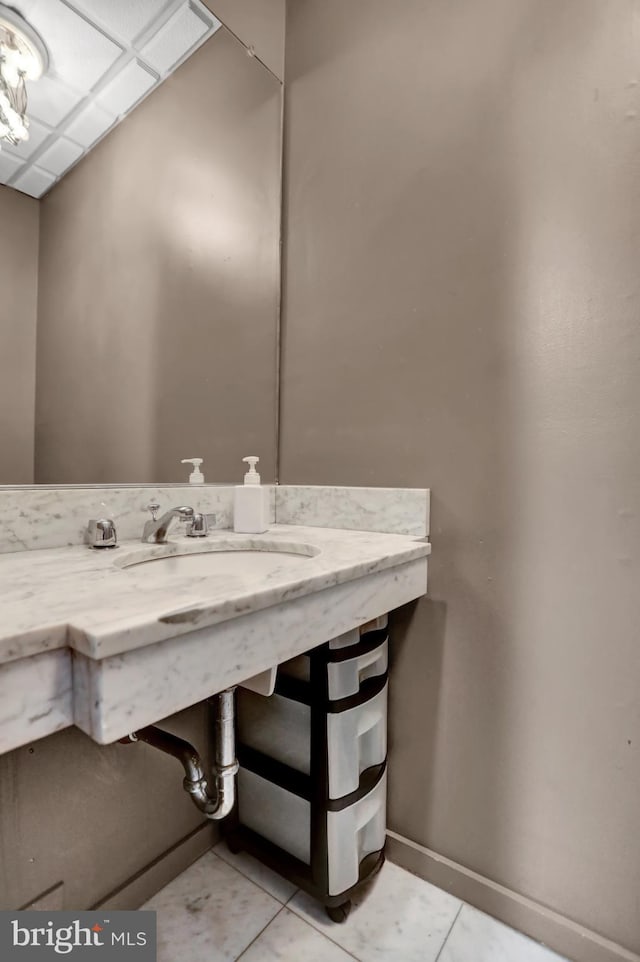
[0,2,281,485]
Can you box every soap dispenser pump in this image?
[181,458,205,484]
[243,456,260,484]
[234,456,269,533]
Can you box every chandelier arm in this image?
[0,6,47,147]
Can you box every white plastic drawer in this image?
[237,767,387,896]
[357,614,389,636]
[327,681,388,799]
[279,634,388,700]
[327,771,387,894]
[237,767,310,864]
[279,627,361,682]
[328,628,361,651]
[237,690,311,774]
[327,638,388,700]
[279,628,362,681]
[239,682,388,798]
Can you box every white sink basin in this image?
[114,539,319,580]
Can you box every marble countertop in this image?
[0,525,430,666]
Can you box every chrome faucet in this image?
[86,518,118,549]
[142,503,194,544]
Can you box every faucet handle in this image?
[86,518,118,549]
[186,512,208,538]
[147,501,160,521]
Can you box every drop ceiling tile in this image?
[3,0,222,197]
[141,2,215,75]
[66,0,177,45]
[37,138,85,176]
[95,59,157,117]
[64,103,115,148]
[26,74,84,127]
[8,119,52,161]
[26,0,124,91]
[0,150,24,182]
[12,166,56,199]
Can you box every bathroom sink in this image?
[114,539,319,580]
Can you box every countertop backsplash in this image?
[0,484,429,554]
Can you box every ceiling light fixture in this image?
[0,4,47,147]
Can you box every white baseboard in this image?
[386,831,639,962]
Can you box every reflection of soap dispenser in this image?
[234,456,269,533]
[181,458,205,484]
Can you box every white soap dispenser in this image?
[234,456,269,533]
[181,458,205,484]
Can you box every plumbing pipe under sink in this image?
[119,688,238,820]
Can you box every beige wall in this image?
[205,0,286,80]
[35,27,281,484]
[0,186,38,483]
[281,1,640,958]
[0,705,215,910]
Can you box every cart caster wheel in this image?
[326,901,351,923]
[225,837,243,855]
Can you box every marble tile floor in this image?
[142,842,571,962]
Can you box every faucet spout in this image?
[142,505,194,543]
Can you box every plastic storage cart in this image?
[226,617,389,922]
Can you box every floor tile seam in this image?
[211,846,296,906]
[212,850,358,958]
[286,900,362,960]
[434,902,464,962]
[234,903,288,961]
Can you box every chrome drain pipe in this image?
[119,688,238,820]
